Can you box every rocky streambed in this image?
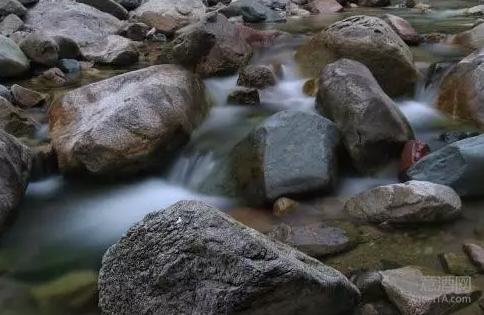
[2,0,484,314]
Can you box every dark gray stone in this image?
[219,0,285,23]
[0,85,12,102]
[56,59,81,75]
[98,200,361,315]
[0,0,26,18]
[237,65,277,89]
[20,33,59,67]
[407,134,484,197]
[358,0,389,6]
[227,88,260,105]
[356,301,400,315]
[352,271,386,302]
[114,0,141,10]
[0,96,39,138]
[0,35,29,78]
[76,0,129,20]
[53,36,81,59]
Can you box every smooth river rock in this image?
[344,181,462,224]
[237,65,277,89]
[295,15,419,97]
[407,134,484,197]
[80,35,139,66]
[49,65,209,176]
[0,35,29,78]
[20,32,59,67]
[99,200,361,315]
[316,59,414,173]
[76,0,129,20]
[219,0,285,23]
[133,0,206,22]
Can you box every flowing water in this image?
[2,4,484,314]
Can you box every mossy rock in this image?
[439,253,479,276]
[32,270,98,312]
[302,78,318,97]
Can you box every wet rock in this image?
[0,14,23,37]
[118,22,149,41]
[32,270,98,312]
[56,59,81,76]
[399,140,430,180]
[287,2,311,16]
[40,68,66,86]
[30,143,58,180]
[439,253,478,276]
[296,15,419,97]
[302,0,343,13]
[358,0,389,6]
[133,0,206,23]
[273,197,299,217]
[172,13,252,77]
[383,14,419,45]
[0,96,39,137]
[268,223,356,258]
[438,131,479,145]
[0,35,29,78]
[99,200,361,315]
[115,0,141,10]
[76,0,129,20]
[24,1,123,47]
[230,110,340,206]
[0,0,26,18]
[407,134,484,197]
[0,85,12,103]
[449,22,484,50]
[80,35,139,66]
[219,0,285,23]
[140,11,189,37]
[424,61,455,90]
[0,129,32,235]
[53,36,81,59]
[237,65,277,89]
[49,65,208,176]
[316,59,414,173]
[10,85,46,109]
[463,243,484,272]
[236,23,283,48]
[345,181,462,224]
[227,88,260,105]
[356,301,401,315]
[352,271,386,302]
[381,266,481,315]
[20,33,59,67]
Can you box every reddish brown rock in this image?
[303,0,343,13]
[383,14,420,46]
[399,140,429,181]
[236,24,282,48]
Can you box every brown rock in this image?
[449,22,484,50]
[273,197,299,217]
[237,65,277,89]
[40,68,66,86]
[140,11,189,36]
[237,24,282,48]
[383,14,420,46]
[20,32,59,67]
[11,84,46,108]
[303,0,343,13]
[463,243,484,271]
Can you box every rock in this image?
[449,22,484,50]
[0,278,36,315]
[236,23,283,48]
[438,131,479,145]
[115,0,141,10]
[302,78,318,96]
[32,270,98,311]
[399,140,430,181]
[302,0,343,13]
[407,134,484,197]
[316,59,414,173]
[0,96,39,138]
[10,85,46,109]
[237,65,277,89]
[382,14,419,45]
[0,0,26,18]
[295,15,419,97]
[76,0,129,20]
[80,35,138,66]
[49,65,208,176]
[345,180,462,224]
[98,200,361,315]
[56,59,81,75]
[381,266,480,315]
[273,197,299,217]
[140,11,189,37]
[230,110,340,206]
[133,0,206,23]
[53,36,81,59]
[0,35,29,78]
[0,129,32,235]
[268,223,355,258]
[424,61,455,90]
[357,301,401,315]
[352,271,386,302]
[18,0,37,5]
[0,85,12,102]
[435,51,484,126]
[439,253,478,276]
[40,68,66,86]
[20,33,59,67]
[219,0,285,23]
[358,0,389,6]
[227,88,260,105]
[24,1,123,47]
[172,13,252,77]
[463,243,484,272]
[30,143,58,180]
[287,2,311,16]
[404,0,415,7]
[0,14,24,37]
[118,22,149,41]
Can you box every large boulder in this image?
[99,200,361,315]
[49,65,209,176]
[382,14,420,46]
[20,32,59,67]
[344,181,462,224]
[435,51,484,126]
[219,0,285,23]
[0,129,32,235]
[0,0,26,18]
[133,0,205,22]
[24,1,123,47]
[0,35,29,78]
[316,59,414,173]
[407,134,484,197]
[80,35,139,66]
[76,0,129,20]
[295,15,419,97]
[171,13,252,77]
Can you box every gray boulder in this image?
[0,35,29,78]
[0,128,32,235]
[295,15,419,97]
[0,85,12,102]
[24,1,123,47]
[171,13,252,77]
[118,22,149,41]
[0,14,24,37]
[76,0,129,20]
[98,200,361,315]
[114,0,141,10]
[344,181,462,224]
[219,0,285,23]
[133,0,206,21]
[80,35,139,66]
[49,65,209,176]
[20,32,59,67]
[0,96,39,138]
[0,0,26,18]
[316,59,414,173]
[407,134,484,197]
